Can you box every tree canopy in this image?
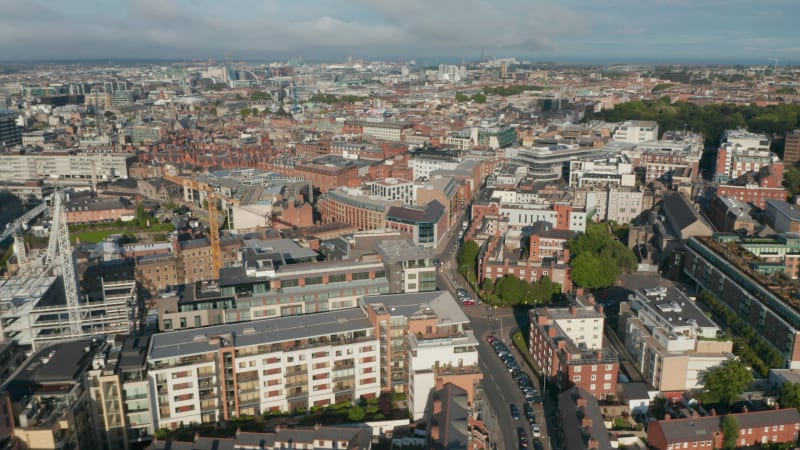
[482,85,545,96]
[721,415,739,450]
[701,358,753,406]
[777,382,800,410]
[568,221,637,289]
[250,91,271,101]
[486,274,558,306]
[458,240,481,285]
[584,98,800,145]
[783,166,800,198]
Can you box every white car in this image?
[531,423,541,437]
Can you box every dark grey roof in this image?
[148,425,372,450]
[662,192,699,231]
[386,200,445,224]
[558,386,613,450]
[620,382,650,401]
[148,307,373,361]
[118,335,150,371]
[425,383,470,450]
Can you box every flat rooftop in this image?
[362,291,469,326]
[149,307,374,361]
[374,239,430,263]
[634,286,717,329]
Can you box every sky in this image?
[0,0,799,64]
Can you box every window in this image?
[179,317,186,328]
[591,365,597,372]
[603,383,611,390]
[605,364,613,370]
[329,274,346,283]
[573,375,581,382]
[163,319,172,330]
[194,316,201,327]
[590,375,597,381]
[604,373,612,380]
[574,366,581,373]
[305,276,323,286]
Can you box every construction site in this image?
[0,191,137,349]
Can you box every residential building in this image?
[317,188,400,231]
[765,199,800,233]
[138,178,183,203]
[655,192,713,252]
[683,236,800,367]
[0,109,21,148]
[558,386,613,450]
[714,129,775,182]
[147,425,373,450]
[499,202,590,233]
[636,137,702,184]
[156,239,390,331]
[647,409,800,450]
[5,339,107,450]
[714,163,787,210]
[438,64,466,82]
[618,287,733,392]
[409,149,461,180]
[529,297,619,399]
[528,222,576,264]
[422,384,471,450]
[612,120,659,143]
[606,187,645,224]
[361,292,481,420]
[147,307,381,428]
[784,130,800,166]
[479,233,573,294]
[385,200,447,249]
[374,239,437,294]
[718,232,800,279]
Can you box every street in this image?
[435,220,554,450]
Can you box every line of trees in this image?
[696,290,784,376]
[308,94,367,104]
[455,92,486,104]
[583,98,800,145]
[568,221,637,289]
[482,85,545,96]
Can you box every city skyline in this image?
[1,0,799,64]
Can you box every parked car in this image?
[510,404,521,420]
[518,429,529,447]
[532,439,544,450]
[531,423,541,437]
[524,404,535,421]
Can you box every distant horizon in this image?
[1,0,797,65]
[1,55,799,68]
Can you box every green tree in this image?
[472,93,487,104]
[528,276,556,304]
[347,405,366,422]
[721,415,739,450]
[455,92,470,103]
[701,359,753,406]
[601,240,638,273]
[778,382,800,409]
[571,253,620,289]
[240,108,252,119]
[458,240,481,284]
[250,91,271,101]
[783,166,800,197]
[481,277,495,294]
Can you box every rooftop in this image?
[374,239,430,263]
[632,287,718,330]
[362,291,469,327]
[148,307,374,361]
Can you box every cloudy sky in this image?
[0,0,798,63]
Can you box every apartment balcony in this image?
[286,390,308,400]
[435,363,482,376]
[285,380,308,389]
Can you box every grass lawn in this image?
[70,229,123,244]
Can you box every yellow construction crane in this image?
[164,175,223,278]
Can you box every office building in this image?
[317,188,400,231]
[0,150,132,184]
[385,200,447,249]
[374,239,437,294]
[0,109,21,148]
[568,153,635,188]
[765,199,800,233]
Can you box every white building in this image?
[438,65,466,82]
[606,187,645,224]
[568,153,635,188]
[499,203,589,232]
[613,120,659,143]
[0,150,132,183]
[410,155,460,180]
[147,308,381,428]
[368,178,418,205]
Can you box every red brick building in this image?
[65,196,135,224]
[715,163,787,209]
[292,160,359,194]
[317,189,398,231]
[529,299,618,400]
[647,409,800,450]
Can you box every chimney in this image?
[570,305,577,316]
[433,399,442,415]
[549,327,558,338]
[664,413,671,420]
[575,286,584,296]
[582,417,593,428]
[586,294,596,305]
